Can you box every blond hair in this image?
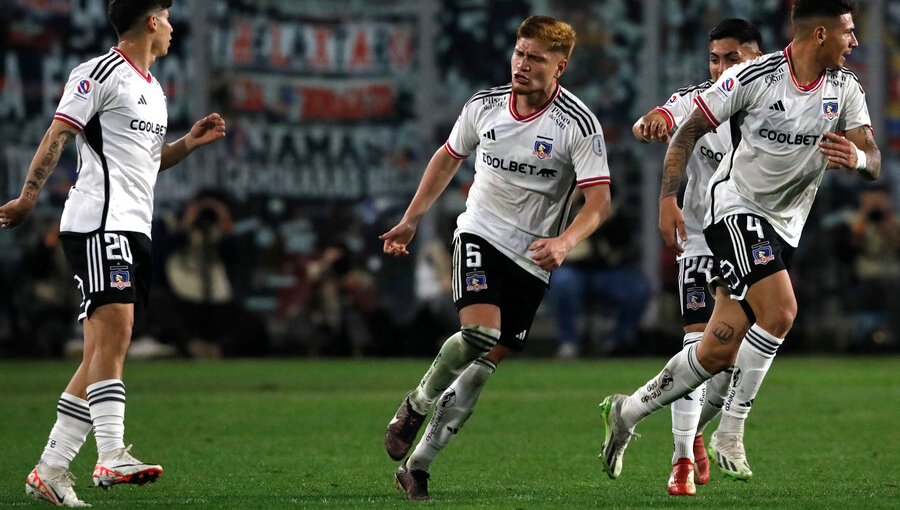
[516,15,576,59]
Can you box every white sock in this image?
[87,379,126,454]
[671,333,704,463]
[621,343,711,430]
[409,325,499,414]
[718,324,782,435]
[697,368,731,433]
[408,358,496,472]
[40,393,93,469]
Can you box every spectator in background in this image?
[164,190,268,357]
[849,185,900,346]
[546,199,650,358]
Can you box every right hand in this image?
[634,112,670,143]
[659,196,686,254]
[0,197,35,229]
[379,221,417,256]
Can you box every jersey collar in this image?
[783,43,824,93]
[112,47,153,83]
[508,83,560,122]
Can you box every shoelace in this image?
[717,434,746,459]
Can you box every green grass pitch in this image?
[1,357,898,508]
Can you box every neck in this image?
[515,82,557,116]
[117,39,156,76]
[788,39,825,85]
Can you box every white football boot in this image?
[25,463,91,507]
[92,445,163,489]
[708,430,753,480]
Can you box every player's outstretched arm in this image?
[160,113,226,172]
[819,127,881,181]
[659,108,714,254]
[529,184,611,272]
[380,146,463,257]
[632,110,671,143]
[0,120,78,229]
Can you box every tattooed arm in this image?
[0,120,78,229]
[659,108,715,253]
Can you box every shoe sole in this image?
[707,444,752,481]
[94,467,163,489]
[597,396,619,480]
[25,483,60,506]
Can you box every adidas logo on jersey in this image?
[482,129,496,141]
[768,100,785,112]
[138,95,148,105]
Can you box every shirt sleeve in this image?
[53,63,110,131]
[693,66,754,129]
[444,99,480,159]
[573,127,611,189]
[837,75,871,132]
[655,88,696,131]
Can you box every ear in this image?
[814,25,827,46]
[147,14,158,32]
[555,59,568,79]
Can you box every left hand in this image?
[818,132,859,170]
[185,113,226,151]
[529,237,572,272]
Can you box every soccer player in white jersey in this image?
[0,1,225,506]
[632,19,762,494]
[381,16,612,500]
[600,0,880,483]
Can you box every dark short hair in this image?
[792,0,855,21]
[108,0,173,36]
[709,19,763,48]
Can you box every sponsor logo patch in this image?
[591,134,604,156]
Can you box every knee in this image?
[696,341,735,374]
[756,302,797,338]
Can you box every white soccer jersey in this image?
[55,48,168,238]
[695,44,871,246]
[445,84,611,282]
[655,80,731,258]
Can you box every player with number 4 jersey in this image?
[632,19,763,494]
[0,1,226,507]
[600,0,880,486]
[381,16,612,501]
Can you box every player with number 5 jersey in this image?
[380,16,612,501]
[0,1,226,507]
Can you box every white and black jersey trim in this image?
[676,80,713,95]
[735,55,786,86]
[554,90,597,137]
[466,84,512,106]
[83,115,112,230]
[89,51,125,84]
